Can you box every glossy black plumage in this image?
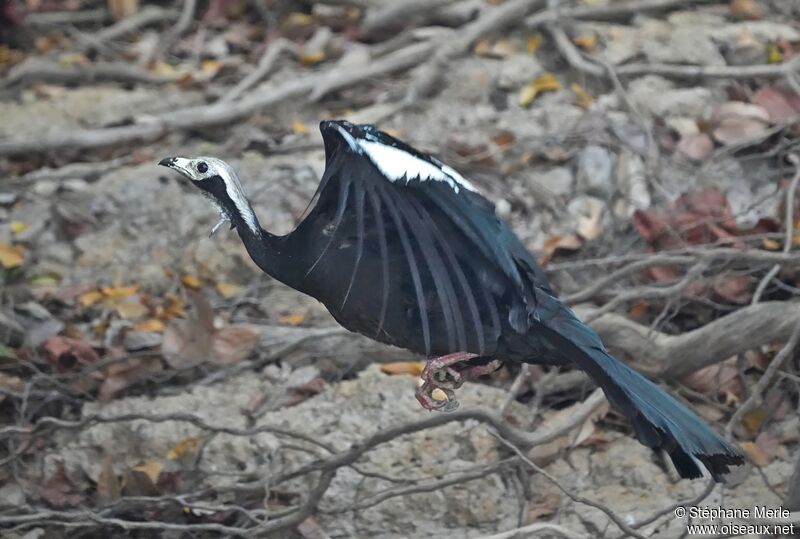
[162,120,744,480]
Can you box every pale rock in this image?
[577,145,616,198]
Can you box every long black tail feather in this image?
[534,293,744,480]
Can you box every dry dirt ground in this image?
[1,1,800,538]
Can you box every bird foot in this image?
[414,352,480,413]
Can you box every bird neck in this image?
[230,211,289,283]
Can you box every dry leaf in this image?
[40,336,100,370]
[538,234,583,266]
[134,318,165,333]
[299,49,326,65]
[79,290,105,307]
[628,302,649,319]
[529,398,609,462]
[573,33,597,50]
[767,42,783,64]
[381,361,426,376]
[0,242,24,268]
[10,221,27,234]
[729,0,764,20]
[181,275,202,289]
[752,85,800,121]
[292,119,311,135]
[279,313,306,325]
[577,200,605,241]
[201,59,222,74]
[519,73,561,107]
[99,358,162,400]
[101,285,139,302]
[741,441,769,466]
[108,0,139,20]
[742,407,765,434]
[42,463,82,508]
[212,325,258,364]
[527,34,542,53]
[96,456,120,505]
[570,82,593,109]
[131,461,162,484]
[167,436,202,460]
[677,133,714,161]
[115,301,148,320]
[474,38,516,58]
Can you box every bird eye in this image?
[196,161,208,173]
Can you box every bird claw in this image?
[415,352,479,413]
[415,380,460,412]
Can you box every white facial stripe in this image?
[356,139,478,194]
[174,157,260,235]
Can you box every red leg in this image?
[415,352,482,412]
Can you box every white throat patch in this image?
[334,125,478,194]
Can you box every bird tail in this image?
[535,300,743,480]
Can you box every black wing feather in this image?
[394,192,462,352]
[374,182,432,355]
[341,182,366,309]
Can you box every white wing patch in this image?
[333,124,478,194]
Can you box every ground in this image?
[1,0,799,537]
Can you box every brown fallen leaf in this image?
[381,361,426,376]
[215,281,243,298]
[78,290,104,307]
[711,273,753,304]
[167,436,202,460]
[108,0,139,20]
[570,82,593,109]
[729,0,764,20]
[123,461,162,497]
[573,33,597,50]
[279,313,306,326]
[99,357,162,400]
[527,33,543,53]
[181,275,202,289]
[676,133,714,161]
[42,462,83,508]
[538,234,583,266]
[528,397,609,463]
[519,73,560,107]
[212,325,258,364]
[134,318,165,333]
[96,456,120,505]
[40,336,100,370]
[752,85,800,121]
[741,441,769,466]
[683,358,744,402]
[0,242,24,268]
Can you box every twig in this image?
[92,6,180,44]
[725,321,800,437]
[476,522,588,539]
[273,389,606,484]
[752,154,800,304]
[310,40,436,102]
[577,301,800,379]
[359,0,459,37]
[219,38,297,103]
[526,0,719,26]
[549,20,800,81]
[404,0,547,102]
[492,434,648,539]
[0,40,435,157]
[583,262,707,323]
[23,8,108,26]
[324,458,514,513]
[2,58,181,88]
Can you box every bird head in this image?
[158,156,260,237]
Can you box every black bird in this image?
[159,120,743,480]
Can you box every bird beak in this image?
[158,157,193,178]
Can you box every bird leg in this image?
[416,352,504,412]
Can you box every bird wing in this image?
[285,121,551,356]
